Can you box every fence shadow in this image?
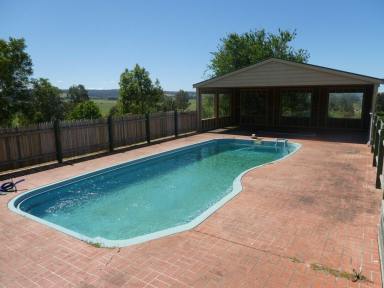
[0,131,197,181]
[0,111,197,175]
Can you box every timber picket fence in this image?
[0,111,197,172]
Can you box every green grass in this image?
[92,99,117,116]
[186,99,196,111]
[92,98,196,116]
[328,109,361,119]
[310,263,369,283]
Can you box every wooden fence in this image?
[371,114,384,190]
[0,111,197,172]
[201,116,233,131]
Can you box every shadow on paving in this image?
[209,126,369,144]
[0,128,368,181]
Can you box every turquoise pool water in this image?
[10,139,299,247]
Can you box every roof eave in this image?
[192,58,383,88]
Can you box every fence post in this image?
[145,113,150,144]
[373,120,381,166]
[15,127,21,163]
[53,119,63,163]
[174,110,178,137]
[107,115,114,152]
[376,128,384,188]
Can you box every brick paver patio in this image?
[0,132,382,287]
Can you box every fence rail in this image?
[0,111,197,172]
[201,116,233,131]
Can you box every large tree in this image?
[30,78,64,122]
[68,84,89,104]
[0,37,33,126]
[175,90,189,111]
[208,29,309,77]
[118,64,164,114]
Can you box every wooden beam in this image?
[196,88,202,132]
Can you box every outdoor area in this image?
[1,1,384,288]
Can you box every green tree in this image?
[68,84,89,104]
[201,94,214,119]
[376,92,384,113]
[109,104,120,116]
[0,37,33,126]
[118,64,164,114]
[30,78,64,122]
[160,95,176,111]
[69,101,102,120]
[175,90,189,111]
[208,29,309,77]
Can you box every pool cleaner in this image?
[251,134,263,144]
[0,179,25,194]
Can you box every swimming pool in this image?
[9,139,300,247]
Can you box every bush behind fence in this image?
[0,111,197,172]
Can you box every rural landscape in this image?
[1,1,383,288]
[87,90,197,117]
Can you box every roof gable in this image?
[193,58,383,88]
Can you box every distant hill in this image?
[61,89,196,100]
[163,91,196,99]
[88,89,119,99]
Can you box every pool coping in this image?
[8,138,301,248]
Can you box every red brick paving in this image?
[0,133,382,287]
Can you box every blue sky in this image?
[1,0,383,91]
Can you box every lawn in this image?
[93,98,196,116]
[92,99,116,116]
[186,99,196,111]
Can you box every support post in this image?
[145,113,150,144]
[374,120,382,166]
[369,112,374,146]
[53,119,63,163]
[376,128,384,188]
[174,110,178,137]
[370,83,379,145]
[372,115,377,153]
[214,92,219,129]
[369,114,377,153]
[196,88,202,132]
[107,115,114,152]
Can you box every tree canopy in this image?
[160,95,176,111]
[30,78,65,122]
[0,37,33,126]
[0,37,193,126]
[69,101,102,120]
[376,92,384,113]
[208,29,309,77]
[118,64,164,114]
[175,90,189,111]
[68,84,89,104]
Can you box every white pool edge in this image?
[8,138,301,248]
